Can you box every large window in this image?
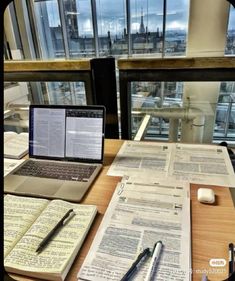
[4,0,190,59]
[4,1,235,143]
[33,0,95,58]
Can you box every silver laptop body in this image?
[4,105,105,202]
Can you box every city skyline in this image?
[45,0,235,37]
[46,0,189,35]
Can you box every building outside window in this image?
[225,4,235,55]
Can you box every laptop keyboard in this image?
[13,160,97,182]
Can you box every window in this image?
[215,82,235,139]
[129,81,235,141]
[4,0,190,59]
[34,0,64,58]
[226,5,235,55]
[96,0,127,56]
[64,0,95,57]
[4,1,234,143]
[165,0,188,56]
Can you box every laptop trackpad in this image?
[15,178,62,196]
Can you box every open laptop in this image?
[4,105,105,202]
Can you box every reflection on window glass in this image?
[45,82,86,104]
[4,80,87,132]
[226,5,235,55]
[34,0,65,58]
[130,0,163,55]
[4,81,86,107]
[131,81,235,141]
[215,82,235,138]
[131,81,183,138]
[4,81,31,132]
[96,0,126,56]
[63,0,95,57]
[165,0,189,56]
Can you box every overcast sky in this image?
[45,0,234,36]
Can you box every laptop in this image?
[4,105,105,202]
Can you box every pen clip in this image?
[151,241,162,256]
[62,210,75,225]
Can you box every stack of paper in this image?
[4,158,25,177]
[77,177,191,281]
[107,141,235,187]
[4,131,29,159]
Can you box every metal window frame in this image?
[57,0,70,58]
[6,0,178,59]
[91,0,99,57]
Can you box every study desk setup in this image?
[4,139,235,281]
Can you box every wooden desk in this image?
[9,139,235,281]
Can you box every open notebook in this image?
[4,105,105,202]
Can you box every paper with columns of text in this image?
[107,141,235,187]
[77,178,191,281]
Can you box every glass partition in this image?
[4,80,87,133]
[129,81,235,141]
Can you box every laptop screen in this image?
[29,105,105,163]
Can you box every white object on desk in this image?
[197,188,215,204]
[4,158,25,176]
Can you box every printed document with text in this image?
[78,178,191,281]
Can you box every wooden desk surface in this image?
[9,139,235,281]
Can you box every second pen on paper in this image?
[144,241,163,281]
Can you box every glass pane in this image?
[4,81,87,132]
[46,82,86,104]
[228,103,235,137]
[225,5,235,55]
[131,81,183,139]
[214,82,235,138]
[165,0,189,56]
[130,81,235,142]
[130,0,163,55]
[33,0,65,58]
[63,0,95,57]
[4,81,31,132]
[96,0,127,56]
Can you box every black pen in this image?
[36,209,75,253]
[229,243,234,276]
[121,248,150,281]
